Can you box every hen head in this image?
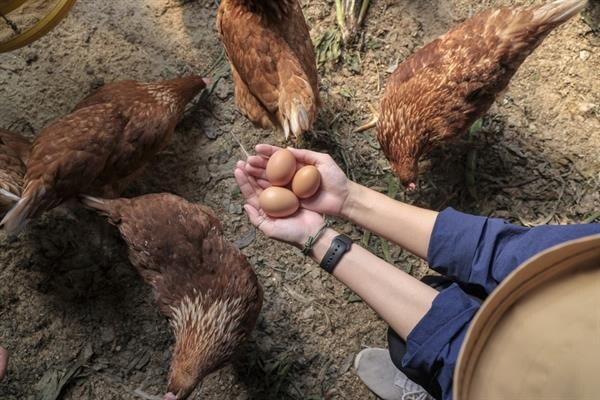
[391,157,419,192]
[163,293,248,399]
[377,114,422,192]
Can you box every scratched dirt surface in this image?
[0,0,598,399]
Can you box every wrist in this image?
[310,228,338,263]
[340,181,364,220]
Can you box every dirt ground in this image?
[0,0,598,399]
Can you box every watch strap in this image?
[320,234,353,274]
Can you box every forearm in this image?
[311,228,438,339]
[341,182,438,260]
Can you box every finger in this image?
[234,168,261,208]
[247,155,268,169]
[244,204,267,229]
[244,170,266,195]
[0,346,7,381]
[255,144,282,157]
[236,160,246,169]
[245,164,268,179]
[287,147,329,166]
[256,178,271,189]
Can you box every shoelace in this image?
[402,390,433,400]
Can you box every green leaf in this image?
[469,119,483,137]
[381,240,392,263]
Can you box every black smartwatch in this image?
[320,234,353,274]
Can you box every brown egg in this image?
[292,165,321,199]
[259,187,299,218]
[266,149,296,186]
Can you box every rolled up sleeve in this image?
[402,284,480,400]
[427,208,600,294]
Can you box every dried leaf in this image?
[35,343,94,400]
[234,228,256,249]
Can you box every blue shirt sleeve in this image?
[427,208,600,294]
[402,284,480,400]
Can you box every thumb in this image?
[287,147,329,166]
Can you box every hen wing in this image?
[231,64,277,130]
[0,104,128,234]
[73,81,142,111]
[91,194,225,313]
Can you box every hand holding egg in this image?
[259,149,322,218]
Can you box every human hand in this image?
[234,160,325,247]
[0,346,7,381]
[244,144,352,217]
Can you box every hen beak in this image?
[405,182,417,192]
[163,392,178,400]
[202,78,211,87]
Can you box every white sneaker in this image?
[354,348,434,400]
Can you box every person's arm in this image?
[341,182,438,259]
[311,228,438,339]
[235,161,437,340]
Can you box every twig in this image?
[229,130,249,159]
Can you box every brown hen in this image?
[0,76,207,234]
[217,0,319,140]
[0,128,30,213]
[82,193,262,400]
[369,0,587,189]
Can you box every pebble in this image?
[90,77,105,89]
[25,52,39,65]
[229,203,242,215]
[579,50,591,61]
[101,327,116,344]
[301,306,315,320]
[196,164,211,184]
[578,102,596,115]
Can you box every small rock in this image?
[25,52,38,64]
[578,102,596,115]
[197,164,211,184]
[101,327,116,344]
[229,203,242,215]
[579,50,591,61]
[90,77,105,89]
[301,306,315,320]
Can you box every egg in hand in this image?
[259,187,299,218]
[292,166,320,199]
[265,149,296,186]
[259,149,321,218]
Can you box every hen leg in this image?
[355,103,379,133]
[231,66,277,131]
